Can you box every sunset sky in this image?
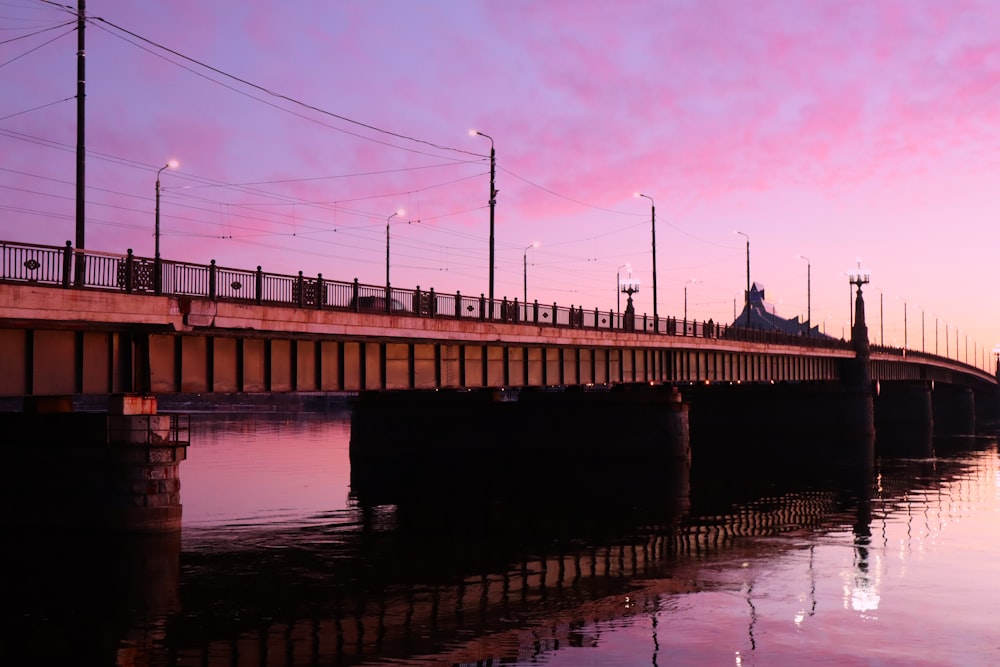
[3,1,1000,364]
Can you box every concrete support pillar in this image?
[874,381,933,457]
[933,385,976,437]
[0,394,189,533]
[349,385,690,514]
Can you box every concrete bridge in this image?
[0,240,994,398]
[0,240,997,532]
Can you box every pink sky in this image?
[4,1,1000,364]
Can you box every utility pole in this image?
[74,0,86,286]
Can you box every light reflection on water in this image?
[7,410,1000,666]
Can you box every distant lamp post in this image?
[684,279,698,323]
[897,297,908,350]
[620,273,640,332]
[469,129,497,306]
[736,231,750,322]
[633,192,658,320]
[799,255,810,334]
[616,263,630,314]
[154,159,179,294]
[523,241,539,305]
[847,264,870,343]
[385,209,405,295]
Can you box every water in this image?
[5,408,1000,666]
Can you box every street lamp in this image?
[469,129,497,306]
[634,192,658,320]
[898,297,907,350]
[385,209,405,295]
[523,241,538,305]
[736,231,750,321]
[798,255,810,334]
[684,279,698,323]
[616,263,630,314]
[154,159,178,294]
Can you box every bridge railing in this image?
[2,239,857,352]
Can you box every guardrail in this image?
[1,239,849,350]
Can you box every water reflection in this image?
[3,409,999,666]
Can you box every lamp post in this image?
[684,279,698,323]
[616,264,630,314]
[154,159,178,294]
[634,192,658,320]
[900,298,907,350]
[523,241,538,305]
[385,209,404,295]
[469,129,497,306]
[799,255,810,334]
[736,231,750,323]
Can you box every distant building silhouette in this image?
[733,282,830,337]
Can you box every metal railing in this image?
[0,239,856,352]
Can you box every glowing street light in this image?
[634,192,658,320]
[523,241,539,305]
[469,129,497,307]
[154,159,179,294]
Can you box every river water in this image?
[6,405,1000,666]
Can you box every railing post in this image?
[61,241,72,288]
[429,287,436,318]
[455,290,462,319]
[384,282,391,313]
[415,286,422,317]
[608,309,613,329]
[124,248,134,294]
[353,279,360,311]
[154,254,162,296]
[480,294,486,321]
[552,302,558,326]
[297,271,305,308]
[533,300,539,324]
[255,266,263,304]
[209,260,217,300]
[316,273,324,309]
[594,307,599,329]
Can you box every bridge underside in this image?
[0,326,844,398]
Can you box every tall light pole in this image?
[634,193,658,320]
[616,264,630,314]
[736,231,750,322]
[684,279,698,322]
[799,255,810,334]
[154,159,178,295]
[523,241,538,305]
[385,209,404,295]
[470,129,496,306]
[900,297,907,350]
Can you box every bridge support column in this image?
[0,394,189,533]
[932,385,976,438]
[874,381,933,457]
[349,385,690,513]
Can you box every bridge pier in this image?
[932,384,977,437]
[0,394,189,533]
[874,381,934,457]
[349,385,691,512]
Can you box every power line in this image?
[89,15,483,159]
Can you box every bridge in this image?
[0,239,994,397]
[0,239,997,532]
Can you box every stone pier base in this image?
[0,394,189,533]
